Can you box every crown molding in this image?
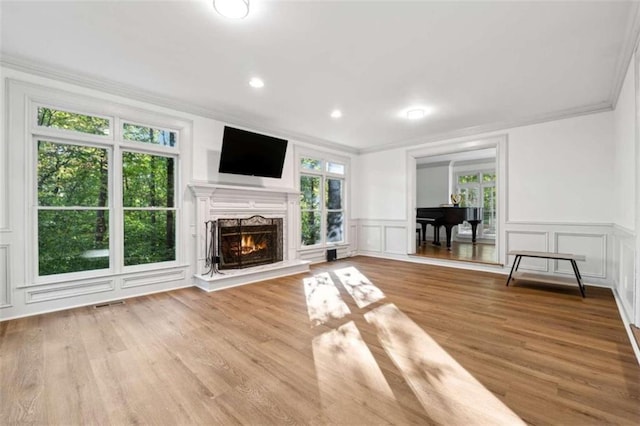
[0,54,617,157]
[359,101,613,155]
[610,0,640,109]
[0,54,359,154]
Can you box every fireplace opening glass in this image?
[217,216,283,269]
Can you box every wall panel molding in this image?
[360,224,383,253]
[0,245,10,307]
[505,230,549,272]
[0,78,8,232]
[121,269,186,289]
[612,226,636,320]
[357,220,409,256]
[25,279,115,304]
[384,225,407,255]
[554,232,607,278]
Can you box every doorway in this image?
[406,135,507,266]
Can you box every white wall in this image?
[191,117,296,188]
[613,57,636,231]
[612,53,638,325]
[416,164,449,206]
[356,111,616,288]
[358,112,614,223]
[357,148,407,220]
[507,113,614,223]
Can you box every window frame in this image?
[296,149,349,250]
[454,168,496,239]
[28,100,184,283]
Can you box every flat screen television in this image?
[218,126,288,178]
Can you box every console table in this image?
[506,250,586,298]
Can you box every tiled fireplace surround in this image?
[189,183,310,291]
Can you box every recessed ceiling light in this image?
[330,109,342,119]
[406,108,426,120]
[249,77,264,88]
[214,0,250,19]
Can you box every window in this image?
[37,140,110,275]
[455,169,496,238]
[299,156,347,247]
[37,106,110,136]
[122,152,176,266]
[34,106,179,278]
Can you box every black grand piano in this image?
[417,206,483,250]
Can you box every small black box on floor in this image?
[326,248,337,262]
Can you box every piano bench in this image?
[416,227,421,244]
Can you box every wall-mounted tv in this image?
[218,126,288,178]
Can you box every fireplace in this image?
[217,215,283,270]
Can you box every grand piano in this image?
[417,206,483,250]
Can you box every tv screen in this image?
[218,126,288,178]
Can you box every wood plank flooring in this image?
[1,256,639,425]
[414,241,498,265]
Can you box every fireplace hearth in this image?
[217,216,283,270]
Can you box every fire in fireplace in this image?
[217,215,283,270]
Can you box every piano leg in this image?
[444,225,454,250]
[420,222,427,244]
[432,225,441,246]
[468,220,481,244]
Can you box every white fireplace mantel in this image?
[188,181,307,291]
[188,181,299,198]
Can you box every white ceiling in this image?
[1,1,638,153]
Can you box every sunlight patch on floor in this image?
[334,266,385,309]
[311,321,407,423]
[303,272,350,326]
[364,303,525,425]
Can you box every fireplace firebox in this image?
[217,216,283,270]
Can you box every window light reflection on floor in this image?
[334,266,386,309]
[311,321,408,423]
[365,303,525,425]
[303,272,351,326]
[304,266,524,424]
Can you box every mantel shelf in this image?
[188,181,299,198]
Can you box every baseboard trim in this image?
[613,288,640,365]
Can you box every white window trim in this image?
[18,85,191,286]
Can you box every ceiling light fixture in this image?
[249,77,264,88]
[330,109,342,119]
[406,108,426,120]
[214,0,249,19]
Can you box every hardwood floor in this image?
[414,240,498,265]
[1,256,639,425]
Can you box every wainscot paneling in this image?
[349,223,358,256]
[0,245,10,307]
[25,279,115,304]
[121,269,187,289]
[357,220,408,257]
[384,226,407,254]
[503,222,613,287]
[360,224,383,253]
[555,232,607,278]
[299,245,351,264]
[505,230,549,272]
[0,122,7,232]
[612,225,635,321]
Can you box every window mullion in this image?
[112,143,123,273]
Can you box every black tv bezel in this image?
[218,126,288,179]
